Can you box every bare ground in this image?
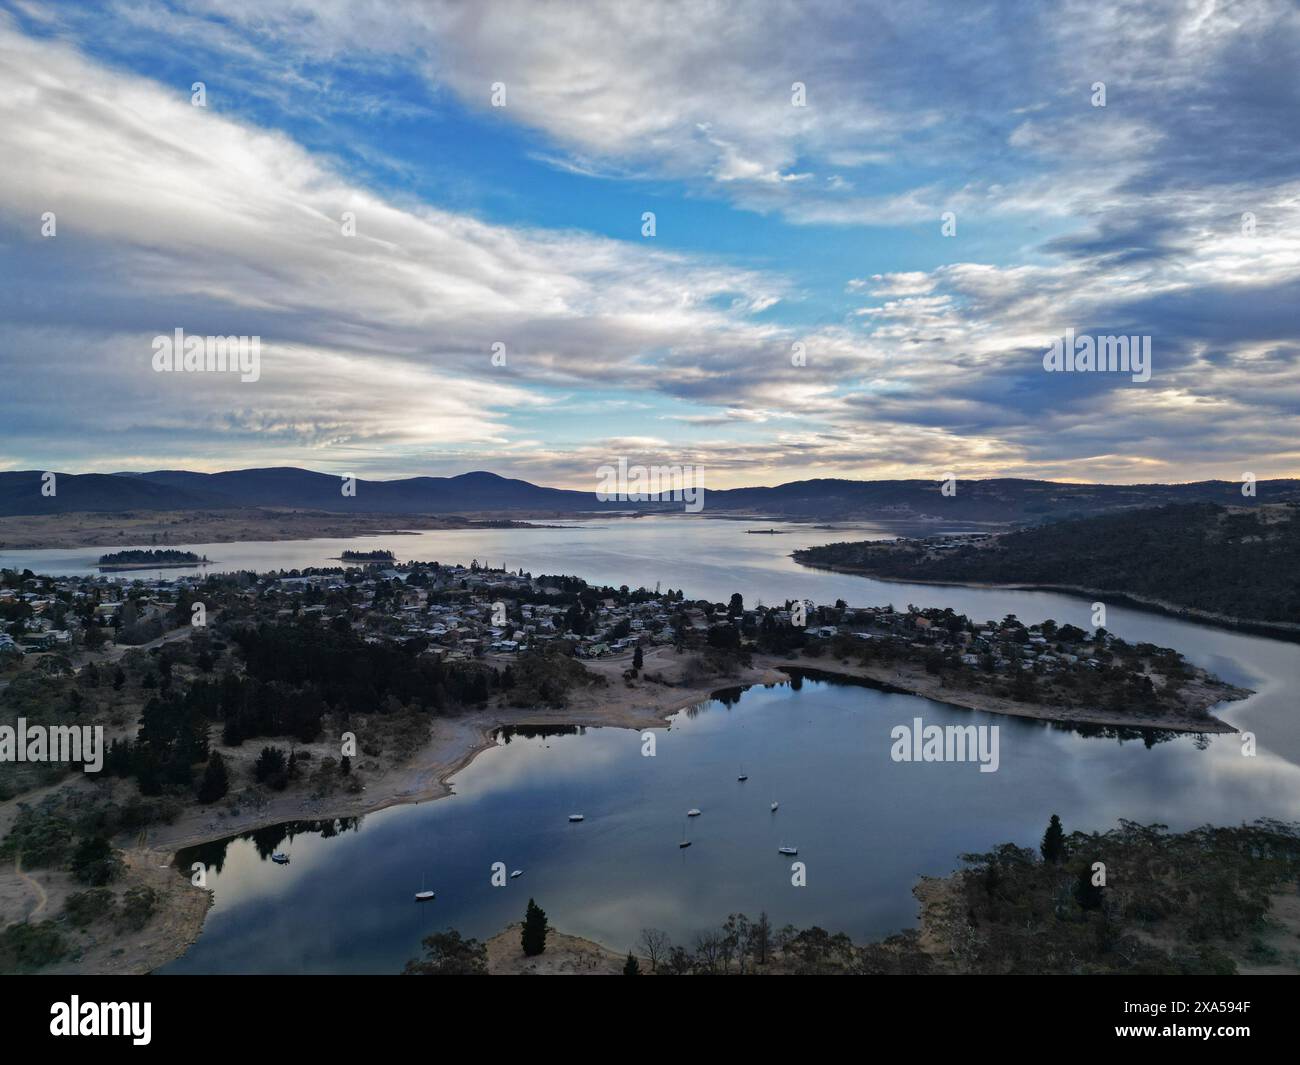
[486,926,636,974]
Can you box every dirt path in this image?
[13,854,47,920]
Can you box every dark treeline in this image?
[97,618,599,796]
[796,502,1300,624]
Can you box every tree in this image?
[622,951,640,976]
[197,751,229,804]
[1040,814,1065,864]
[403,930,488,975]
[70,836,122,886]
[728,592,744,618]
[521,898,549,956]
[1075,859,1105,911]
[632,645,644,672]
[752,912,773,966]
[637,928,670,972]
[254,746,288,789]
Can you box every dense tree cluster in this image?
[945,817,1300,974]
[796,502,1300,624]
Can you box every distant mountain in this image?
[1,467,1297,522]
[0,472,216,516]
[0,468,627,517]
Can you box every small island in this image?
[336,549,396,563]
[96,549,210,571]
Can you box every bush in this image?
[0,921,67,973]
[64,888,116,927]
[403,930,488,975]
[116,886,158,932]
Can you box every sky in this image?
[0,0,1297,489]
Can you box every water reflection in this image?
[159,674,1300,974]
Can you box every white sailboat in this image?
[414,874,435,902]
[679,819,692,849]
[687,808,701,817]
[568,813,585,822]
[778,843,798,856]
[737,765,748,782]
[510,869,523,879]
[271,852,290,864]
[770,801,779,812]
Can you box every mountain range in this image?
[1,467,1297,524]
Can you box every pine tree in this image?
[1040,813,1065,864]
[521,898,549,957]
[632,645,644,672]
[622,952,640,976]
[1074,860,1105,911]
[197,751,229,804]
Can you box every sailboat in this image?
[778,842,798,856]
[770,801,779,812]
[414,874,435,902]
[510,869,523,879]
[678,819,692,849]
[271,852,290,865]
[568,813,585,822]
[737,765,748,782]
[687,808,701,817]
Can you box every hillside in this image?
[0,468,631,517]
[795,502,1300,627]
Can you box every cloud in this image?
[0,3,1298,488]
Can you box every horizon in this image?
[1,2,1297,488]
[10,465,1300,492]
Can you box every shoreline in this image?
[0,509,590,551]
[7,644,1247,975]
[792,559,1300,643]
[767,658,1244,735]
[97,561,213,572]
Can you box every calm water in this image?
[6,516,1298,971]
[159,676,1300,974]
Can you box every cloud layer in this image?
[0,1,1297,487]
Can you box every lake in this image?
[159,672,1300,974]
[6,515,1299,971]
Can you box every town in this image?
[1,557,1233,728]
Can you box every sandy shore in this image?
[485,925,636,974]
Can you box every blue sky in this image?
[1,0,1297,488]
